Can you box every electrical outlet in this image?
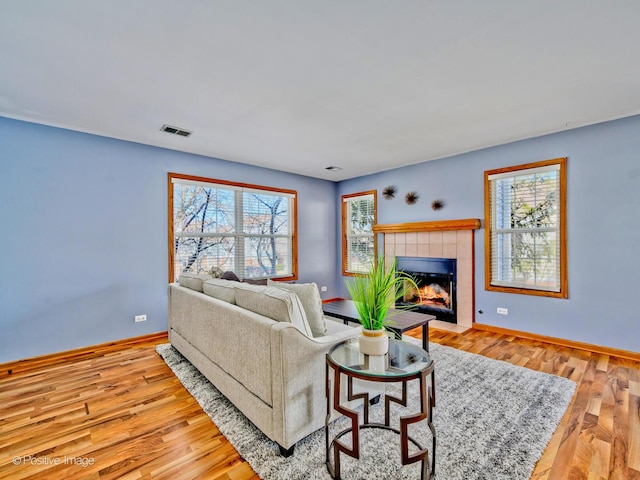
[497,307,508,315]
[320,286,328,292]
[134,314,147,323]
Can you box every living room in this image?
[1,2,639,479]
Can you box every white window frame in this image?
[169,173,297,282]
[484,157,567,298]
[342,190,377,276]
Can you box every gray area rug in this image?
[156,339,575,480]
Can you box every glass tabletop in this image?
[327,338,433,379]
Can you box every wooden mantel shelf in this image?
[373,218,481,233]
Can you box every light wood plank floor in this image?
[1,328,638,479]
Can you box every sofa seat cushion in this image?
[203,278,237,304]
[267,280,326,337]
[235,284,313,337]
[177,272,213,292]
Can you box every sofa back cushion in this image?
[202,278,237,304]
[235,284,313,337]
[177,272,213,292]
[267,280,327,337]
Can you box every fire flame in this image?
[418,283,450,308]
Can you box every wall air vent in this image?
[161,124,192,137]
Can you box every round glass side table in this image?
[325,337,436,480]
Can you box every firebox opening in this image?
[403,276,451,310]
[396,257,457,324]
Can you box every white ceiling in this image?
[1,1,639,181]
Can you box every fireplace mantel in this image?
[373,218,481,234]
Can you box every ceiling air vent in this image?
[161,124,192,137]
[325,166,343,171]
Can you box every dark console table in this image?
[322,299,435,352]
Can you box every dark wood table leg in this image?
[389,327,403,341]
[422,323,428,352]
[431,369,436,408]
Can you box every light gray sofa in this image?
[167,277,363,455]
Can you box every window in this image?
[342,190,377,275]
[168,173,297,282]
[485,158,567,298]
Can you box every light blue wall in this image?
[2,114,638,362]
[337,115,640,352]
[0,117,338,363]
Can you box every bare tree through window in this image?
[169,174,296,281]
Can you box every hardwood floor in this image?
[409,328,640,480]
[1,328,638,479]
[0,334,257,480]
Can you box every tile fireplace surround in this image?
[374,219,481,331]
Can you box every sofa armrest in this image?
[268,321,363,448]
[307,324,362,346]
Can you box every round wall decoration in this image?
[382,185,397,200]
[431,199,444,210]
[405,191,419,205]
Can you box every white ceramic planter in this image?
[359,328,389,356]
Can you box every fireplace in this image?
[396,256,457,324]
[377,219,479,329]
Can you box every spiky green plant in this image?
[345,256,419,331]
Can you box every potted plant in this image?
[345,255,419,355]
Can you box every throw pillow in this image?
[267,280,326,337]
[243,278,268,285]
[209,266,224,278]
[221,271,241,282]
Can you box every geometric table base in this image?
[325,343,436,480]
